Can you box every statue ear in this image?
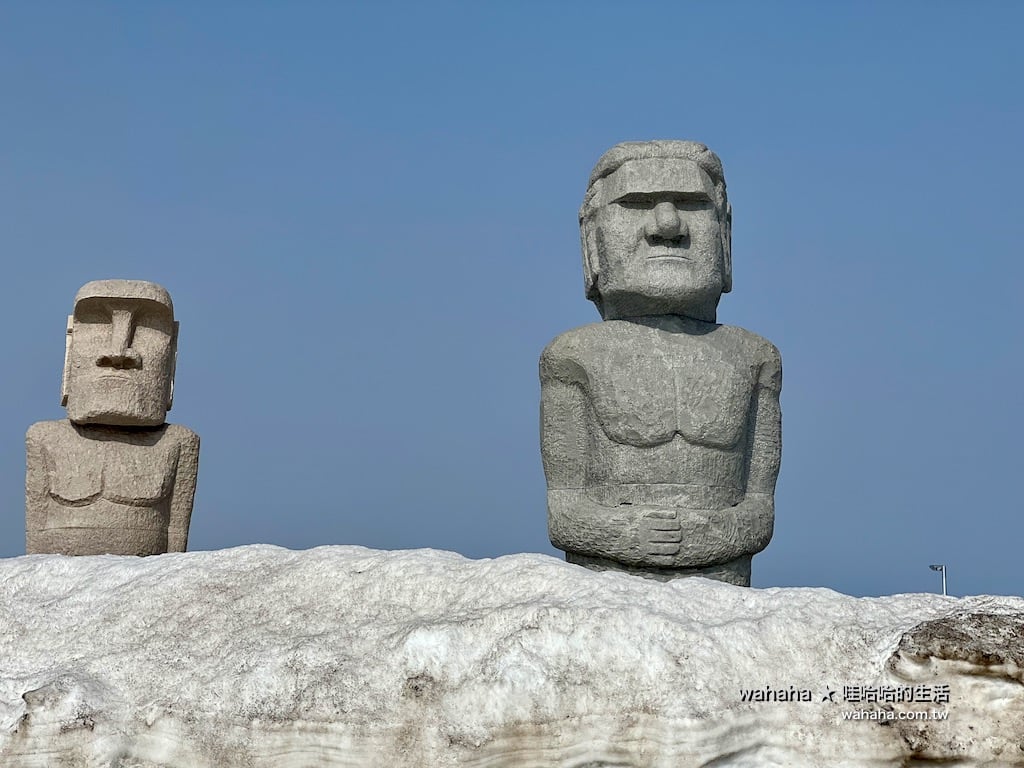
[60,314,73,407]
[721,201,733,294]
[581,216,600,302]
[167,320,179,411]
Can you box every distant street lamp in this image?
[929,564,947,596]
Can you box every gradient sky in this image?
[2,2,1022,598]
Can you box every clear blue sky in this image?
[2,2,1022,597]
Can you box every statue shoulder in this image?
[717,325,781,390]
[26,419,73,448]
[540,323,609,385]
[162,423,201,450]
[717,325,781,364]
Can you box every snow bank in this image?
[1,545,1021,766]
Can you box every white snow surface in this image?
[0,545,1021,767]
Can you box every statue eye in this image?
[73,301,111,325]
[613,193,712,210]
[613,194,655,209]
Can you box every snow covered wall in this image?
[1,545,1022,767]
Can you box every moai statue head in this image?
[579,140,733,322]
[61,280,178,427]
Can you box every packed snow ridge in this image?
[1,545,1022,767]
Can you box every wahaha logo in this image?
[739,686,814,703]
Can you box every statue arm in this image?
[167,427,200,552]
[25,424,50,551]
[718,345,782,556]
[541,371,663,565]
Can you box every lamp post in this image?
[929,564,947,596]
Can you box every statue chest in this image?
[586,345,757,449]
[45,437,178,506]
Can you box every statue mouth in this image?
[644,234,689,260]
[646,249,690,261]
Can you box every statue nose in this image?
[96,309,142,369]
[96,353,142,369]
[651,202,686,238]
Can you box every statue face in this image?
[587,158,727,321]
[63,284,177,427]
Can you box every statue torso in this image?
[542,319,774,510]
[27,420,186,555]
[586,329,757,449]
[45,426,178,506]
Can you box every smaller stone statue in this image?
[26,280,200,556]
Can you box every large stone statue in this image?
[540,141,781,586]
[26,280,200,556]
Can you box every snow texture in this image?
[1,545,1022,767]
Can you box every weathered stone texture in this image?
[25,280,199,556]
[542,141,781,585]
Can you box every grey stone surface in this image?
[541,141,781,586]
[887,612,1024,762]
[25,280,200,556]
